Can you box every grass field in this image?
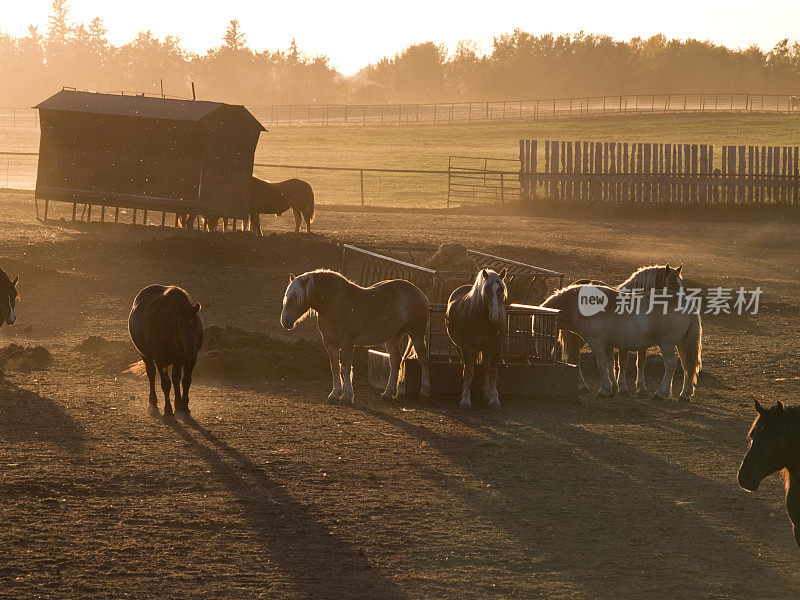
[2,112,800,210]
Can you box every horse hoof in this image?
[340,394,354,405]
[459,400,472,412]
[578,385,590,395]
[617,388,632,398]
[418,387,431,400]
[678,394,692,402]
[489,400,501,414]
[175,408,191,419]
[326,391,341,403]
[595,390,613,398]
[652,392,668,401]
[147,404,160,418]
[637,389,651,399]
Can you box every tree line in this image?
[1,1,799,106]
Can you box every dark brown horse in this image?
[128,285,203,417]
[250,176,315,235]
[0,267,19,327]
[738,400,800,548]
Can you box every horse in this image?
[790,96,800,111]
[128,285,203,417]
[280,269,430,404]
[560,264,685,396]
[446,268,508,413]
[738,400,800,548]
[251,177,315,235]
[541,278,701,400]
[0,267,19,327]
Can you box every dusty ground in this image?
[1,190,800,599]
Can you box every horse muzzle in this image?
[737,469,761,492]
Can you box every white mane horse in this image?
[445,268,508,412]
[281,269,431,403]
[561,264,685,396]
[543,277,702,400]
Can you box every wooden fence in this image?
[520,140,800,205]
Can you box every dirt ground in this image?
[1,190,800,599]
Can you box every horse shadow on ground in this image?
[353,403,800,597]
[164,417,408,600]
[0,379,84,452]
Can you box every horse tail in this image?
[305,184,315,224]
[683,312,702,379]
[124,360,148,377]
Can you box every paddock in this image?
[2,192,799,598]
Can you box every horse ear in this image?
[499,268,507,280]
[193,302,201,313]
[755,399,766,415]
[777,400,785,412]
[289,273,295,283]
[676,264,683,276]
[664,264,670,273]
[11,276,18,286]
[481,268,489,278]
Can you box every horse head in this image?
[475,268,507,323]
[0,271,19,326]
[176,300,202,363]
[281,273,314,330]
[738,399,792,491]
[660,263,684,291]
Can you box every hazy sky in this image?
[3,0,799,74]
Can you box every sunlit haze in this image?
[4,0,799,74]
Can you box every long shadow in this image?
[354,403,800,597]
[0,379,84,452]
[165,417,407,600]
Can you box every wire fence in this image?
[0,152,518,210]
[1,92,799,129]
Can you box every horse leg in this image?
[382,335,403,400]
[144,358,159,416]
[654,343,677,400]
[617,350,631,396]
[323,338,342,402]
[459,349,476,410]
[179,363,193,415]
[676,343,695,401]
[563,331,589,394]
[484,350,501,413]
[635,349,650,398]
[171,364,183,413]
[293,207,302,234]
[609,350,619,396]
[409,331,430,400]
[157,364,173,416]
[339,344,355,404]
[589,342,614,397]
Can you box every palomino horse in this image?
[561,264,685,396]
[128,285,203,417]
[280,269,430,403]
[0,267,19,327]
[251,177,315,235]
[446,268,508,412]
[542,280,701,400]
[738,400,800,547]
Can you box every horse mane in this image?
[463,269,506,316]
[542,282,615,305]
[618,265,667,291]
